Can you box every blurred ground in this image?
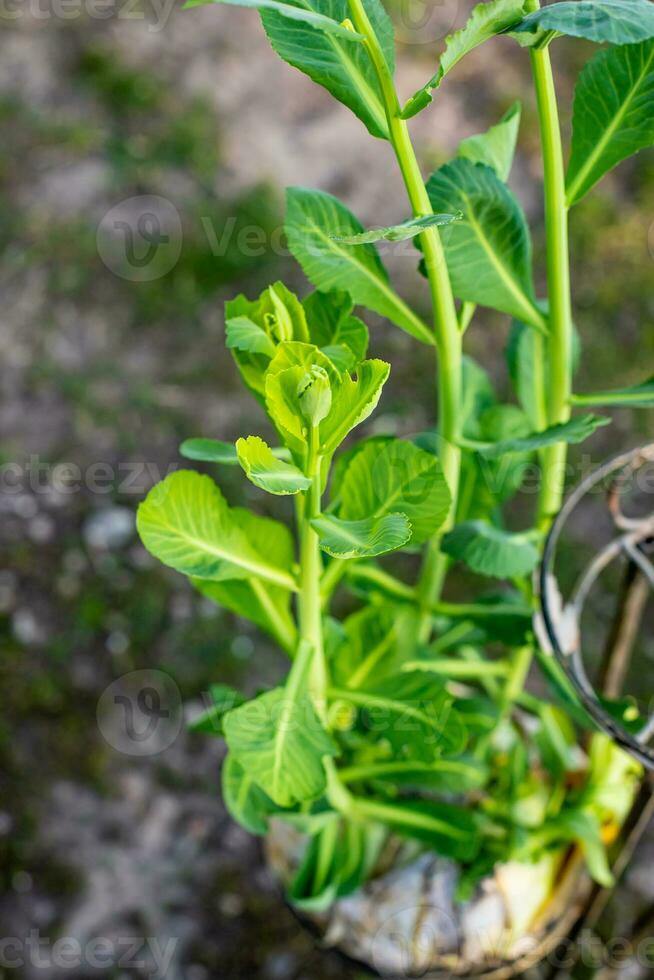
[1,2,653,978]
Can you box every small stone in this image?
[83,507,134,550]
[28,513,55,543]
[231,635,254,659]
[106,630,130,655]
[12,609,45,646]
[12,870,33,893]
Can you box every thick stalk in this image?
[298,426,328,717]
[527,8,573,528]
[347,0,461,640]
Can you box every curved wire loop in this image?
[539,444,654,769]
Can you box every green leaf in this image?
[333,671,468,759]
[223,643,337,807]
[184,0,365,39]
[402,0,527,119]
[190,684,245,734]
[572,375,654,408]
[311,512,411,558]
[289,818,386,910]
[475,404,533,503]
[222,754,280,835]
[331,212,462,244]
[137,470,298,591]
[329,604,409,688]
[264,346,389,458]
[319,358,390,453]
[337,439,452,544]
[236,435,312,494]
[426,160,545,330]
[458,101,522,182]
[506,321,548,429]
[512,0,654,46]
[303,289,369,371]
[340,756,489,794]
[225,316,277,357]
[180,438,239,464]
[567,41,654,205]
[285,187,434,345]
[193,509,297,652]
[460,356,498,439]
[261,0,395,139]
[549,810,614,887]
[442,520,540,578]
[535,705,578,778]
[225,283,310,398]
[353,796,480,860]
[473,414,611,458]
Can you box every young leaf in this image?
[285,187,434,346]
[261,0,395,139]
[512,0,654,47]
[193,509,297,652]
[190,684,246,735]
[567,40,654,206]
[426,160,545,331]
[303,289,369,371]
[319,358,390,453]
[337,439,452,544]
[473,413,611,458]
[331,212,462,244]
[137,470,297,591]
[442,521,540,578]
[458,101,522,182]
[180,437,291,465]
[184,0,364,39]
[180,438,239,464]
[311,512,412,558]
[225,283,310,398]
[236,435,312,494]
[572,376,654,408]
[222,754,280,835]
[401,0,527,119]
[226,316,277,357]
[223,643,337,807]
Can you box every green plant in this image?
[137,0,653,921]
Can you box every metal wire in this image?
[539,444,654,769]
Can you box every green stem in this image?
[499,645,533,720]
[347,0,461,643]
[298,426,328,716]
[527,8,573,530]
[346,564,532,620]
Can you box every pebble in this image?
[83,507,134,550]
